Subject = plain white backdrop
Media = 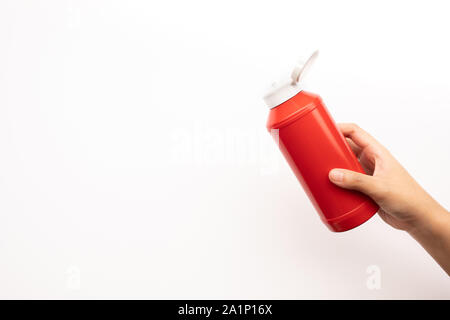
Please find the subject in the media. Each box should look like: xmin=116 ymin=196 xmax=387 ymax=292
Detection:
xmin=0 ymin=0 xmax=449 ymax=299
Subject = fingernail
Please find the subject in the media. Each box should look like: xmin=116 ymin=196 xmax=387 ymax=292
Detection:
xmin=329 ymin=169 xmax=344 ymax=182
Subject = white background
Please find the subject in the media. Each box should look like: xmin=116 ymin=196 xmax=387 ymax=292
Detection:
xmin=1 ymin=0 xmax=449 ymax=299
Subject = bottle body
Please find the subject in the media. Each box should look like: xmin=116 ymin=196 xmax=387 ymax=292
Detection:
xmin=267 ymin=90 xmax=378 ymax=232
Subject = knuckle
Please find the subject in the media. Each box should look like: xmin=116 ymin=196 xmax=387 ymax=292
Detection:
xmin=352 ymin=174 xmax=363 ymax=184
xmin=346 ymin=123 xmax=361 ymax=135
xmin=349 ymin=123 xmax=360 ymax=131
xmin=348 ymin=172 xmax=363 ymax=187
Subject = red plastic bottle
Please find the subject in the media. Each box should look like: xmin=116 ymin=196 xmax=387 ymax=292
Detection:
xmin=264 ymin=52 xmax=378 ymax=232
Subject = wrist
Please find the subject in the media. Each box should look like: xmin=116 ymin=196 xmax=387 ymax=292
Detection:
xmin=406 ymin=203 xmax=450 ymax=276
xmin=407 ymin=203 xmax=449 ymax=240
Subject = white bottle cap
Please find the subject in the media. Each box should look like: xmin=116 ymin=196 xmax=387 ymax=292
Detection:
xmin=263 ymin=50 xmax=319 ymax=109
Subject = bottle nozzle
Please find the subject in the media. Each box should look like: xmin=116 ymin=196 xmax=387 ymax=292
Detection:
xmin=291 ymin=50 xmax=319 ymax=85
xmin=263 ymin=50 xmax=319 ymax=109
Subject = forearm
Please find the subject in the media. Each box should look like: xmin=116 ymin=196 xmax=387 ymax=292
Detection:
xmin=408 ymin=203 xmax=450 ymax=276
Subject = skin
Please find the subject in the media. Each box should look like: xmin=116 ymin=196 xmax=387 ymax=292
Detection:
xmin=328 ymin=123 xmax=450 ymax=276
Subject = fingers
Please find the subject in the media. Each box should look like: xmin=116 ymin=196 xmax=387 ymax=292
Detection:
xmin=346 ymin=138 xmax=362 ymax=158
xmin=329 ymin=168 xmax=382 ymax=199
xmin=359 ymin=152 xmax=375 ymax=175
xmin=338 ymin=123 xmax=380 ymax=150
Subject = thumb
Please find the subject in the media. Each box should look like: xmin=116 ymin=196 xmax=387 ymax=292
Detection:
xmin=329 ymin=168 xmax=380 ymax=198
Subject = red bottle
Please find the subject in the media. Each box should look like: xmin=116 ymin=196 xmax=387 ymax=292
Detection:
xmin=264 ymin=51 xmax=378 ymax=232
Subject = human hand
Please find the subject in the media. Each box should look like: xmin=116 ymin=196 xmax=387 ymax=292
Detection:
xmin=328 ymin=123 xmax=447 ymax=234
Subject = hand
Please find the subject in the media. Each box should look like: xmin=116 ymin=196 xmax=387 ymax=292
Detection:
xmin=328 ymin=123 xmax=446 ymax=233
xmin=328 ymin=123 xmax=450 ymax=275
